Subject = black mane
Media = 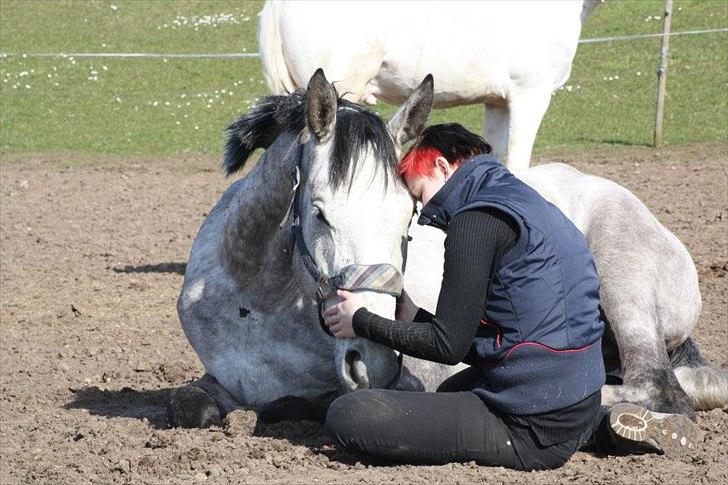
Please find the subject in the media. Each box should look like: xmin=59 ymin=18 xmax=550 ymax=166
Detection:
xmin=223 ymin=92 xmax=397 ymax=189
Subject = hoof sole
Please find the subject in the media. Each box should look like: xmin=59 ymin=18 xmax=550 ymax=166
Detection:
xmin=609 ymin=402 xmax=696 ymax=456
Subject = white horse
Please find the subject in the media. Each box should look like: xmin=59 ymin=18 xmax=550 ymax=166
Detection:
xmin=404 ymin=163 xmax=728 ymax=417
xmin=258 ymin=0 xmax=601 ymax=170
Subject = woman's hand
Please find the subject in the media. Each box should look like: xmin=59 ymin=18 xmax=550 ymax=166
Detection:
xmin=396 ymin=289 xmax=419 ymax=322
xmin=322 ymin=290 xmax=365 ymax=338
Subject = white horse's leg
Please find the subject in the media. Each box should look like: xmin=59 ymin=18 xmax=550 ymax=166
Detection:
xmin=504 ymin=88 xmax=552 ymax=171
xmin=484 ymin=103 xmax=510 ymax=163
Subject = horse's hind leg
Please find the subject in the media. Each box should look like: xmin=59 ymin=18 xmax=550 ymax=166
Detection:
xmin=167 ymin=373 xmax=243 ymax=428
xmin=324 ymin=47 xmax=384 ymax=104
xmin=600 ymin=304 xmax=696 ymax=419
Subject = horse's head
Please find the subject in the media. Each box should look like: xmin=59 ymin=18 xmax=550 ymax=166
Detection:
xmin=299 ymin=70 xmax=433 ymax=392
xmin=223 ymin=69 xmax=433 ymax=393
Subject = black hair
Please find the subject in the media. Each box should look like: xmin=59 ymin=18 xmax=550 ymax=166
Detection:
xmin=408 ymin=123 xmax=491 ymax=164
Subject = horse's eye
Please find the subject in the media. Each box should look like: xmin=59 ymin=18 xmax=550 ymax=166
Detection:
xmin=313 ymin=206 xmax=331 ymax=226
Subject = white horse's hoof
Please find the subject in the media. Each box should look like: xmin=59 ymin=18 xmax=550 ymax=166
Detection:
xmin=608 ymin=402 xmax=697 ymax=456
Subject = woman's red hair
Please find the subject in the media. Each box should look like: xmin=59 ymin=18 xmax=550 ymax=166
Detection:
xmin=396 ymin=146 xmax=445 ymax=178
xmin=396 ymin=123 xmax=492 ymax=180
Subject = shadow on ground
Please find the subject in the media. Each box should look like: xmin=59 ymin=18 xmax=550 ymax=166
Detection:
xmin=64 ymin=385 xmax=378 ymax=464
xmin=573 ymin=137 xmax=649 ymax=147
xmin=65 ymin=386 xmax=173 ymax=428
xmin=112 ymin=262 xmax=187 ymax=275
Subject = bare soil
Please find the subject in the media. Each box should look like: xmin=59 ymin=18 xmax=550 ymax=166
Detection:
xmin=1 ymin=144 xmax=726 ymax=484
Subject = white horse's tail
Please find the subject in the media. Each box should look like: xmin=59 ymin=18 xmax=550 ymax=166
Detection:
xmin=670 ymin=337 xmax=728 ymax=410
xmin=258 ymin=1 xmax=297 ymax=94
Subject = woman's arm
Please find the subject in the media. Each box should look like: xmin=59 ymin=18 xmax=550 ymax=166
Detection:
xmin=352 ymin=208 xmax=517 ymax=365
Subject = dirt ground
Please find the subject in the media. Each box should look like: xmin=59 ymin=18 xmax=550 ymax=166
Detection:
xmin=1 ymin=144 xmax=726 ymax=484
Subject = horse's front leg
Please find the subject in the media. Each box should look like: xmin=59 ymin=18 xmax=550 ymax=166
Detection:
xmin=168 ymin=373 xmax=244 ymax=428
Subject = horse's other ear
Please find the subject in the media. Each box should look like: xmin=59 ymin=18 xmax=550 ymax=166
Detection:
xmin=306 ymin=68 xmax=337 ymax=142
xmin=387 ymin=74 xmax=434 ymax=148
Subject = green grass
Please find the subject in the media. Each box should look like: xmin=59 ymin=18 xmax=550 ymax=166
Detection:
xmin=0 ymin=0 xmax=726 ymax=158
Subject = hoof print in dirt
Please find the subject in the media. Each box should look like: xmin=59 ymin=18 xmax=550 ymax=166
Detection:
xmin=258 ymin=396 xmax=327 ymax=424
xmin=167 ymin=385 xmax=221 ymax=429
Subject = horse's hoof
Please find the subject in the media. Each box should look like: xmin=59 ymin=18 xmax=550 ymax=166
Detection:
xmin=168 ymin=385 xmax=222 ymax=428
xmin=608 ymin=402 xmax=697 ymax=457
xmin=259 ymin=395 xmax=327 ymax=424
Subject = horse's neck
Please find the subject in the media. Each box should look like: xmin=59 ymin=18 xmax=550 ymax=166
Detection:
xmin=220 ymin=136 xmax=301 ymax=298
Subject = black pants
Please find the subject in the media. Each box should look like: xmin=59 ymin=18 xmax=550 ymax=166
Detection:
xmin=326 ymin=369 xmax=598 ymax=470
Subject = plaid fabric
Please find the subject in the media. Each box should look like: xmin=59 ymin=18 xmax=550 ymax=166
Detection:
xmin=334 ymin=263 xmax=403 ymax=297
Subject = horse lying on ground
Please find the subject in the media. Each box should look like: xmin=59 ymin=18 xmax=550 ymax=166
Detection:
xmin=258 ymin=0 xmax=602 ymax=170
xmin=169 ymin=70 xmax=437 ymax=427
xmin=169 ymin=72 xmax=726 ymax=428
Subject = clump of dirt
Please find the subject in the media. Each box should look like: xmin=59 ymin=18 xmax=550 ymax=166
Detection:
xmin=699 ymin=261 xmax=728 ymax=281
xmin=1 ymin=146 xmax=726 ymax=483
xmin=224 ymin=409 xmax=259 ymax=438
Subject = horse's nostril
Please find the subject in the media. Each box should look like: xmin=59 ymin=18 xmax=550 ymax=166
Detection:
xmin=345 ymin=350 xmax=369 ymax=389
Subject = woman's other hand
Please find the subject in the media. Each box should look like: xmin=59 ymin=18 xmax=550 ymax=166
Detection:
xmin=396 ymin=289 xmax=419 ymax=322
xmin=322 ymin=290 xmax=364 ymax=338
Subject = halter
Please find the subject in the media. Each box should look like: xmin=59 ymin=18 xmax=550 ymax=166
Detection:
xmin=285 ymin=146 xmax=405 ymax=336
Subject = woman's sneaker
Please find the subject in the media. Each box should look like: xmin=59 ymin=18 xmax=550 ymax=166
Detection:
xmin=608 ymin=402 xmax=697 ymax=456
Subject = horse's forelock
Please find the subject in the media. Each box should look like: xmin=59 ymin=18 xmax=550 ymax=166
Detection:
xmin=329 ymin=99 xmax=398 ymax=191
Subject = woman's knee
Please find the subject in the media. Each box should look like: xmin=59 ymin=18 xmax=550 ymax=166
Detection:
xmin=325 ymin=390 xmax=397 ymax=441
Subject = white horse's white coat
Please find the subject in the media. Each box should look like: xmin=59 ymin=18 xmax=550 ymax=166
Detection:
xmin=258 ymin=0 xmax=601 ymax=170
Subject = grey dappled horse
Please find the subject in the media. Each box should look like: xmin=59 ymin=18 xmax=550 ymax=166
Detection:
xmin=169 ymin=71 xmax=439 ymax=427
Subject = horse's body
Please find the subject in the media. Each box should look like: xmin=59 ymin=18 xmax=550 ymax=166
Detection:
xmin=258 ymin=0 xmax=601 ymax=170
xmin=405 ymin=162 xmax=728 ymax=415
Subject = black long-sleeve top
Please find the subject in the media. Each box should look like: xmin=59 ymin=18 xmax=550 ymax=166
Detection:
xmin=352 ymin=208 xmax=518 ymax=364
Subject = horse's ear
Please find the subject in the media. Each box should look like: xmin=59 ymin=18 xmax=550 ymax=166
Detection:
xmin=306 ymin=68 xmax=337 ymax=143
xmin=387 ymin=74 xmax=434 ymax=148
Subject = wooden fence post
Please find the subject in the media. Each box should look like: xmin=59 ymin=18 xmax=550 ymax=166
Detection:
xmin=654 ymin=0 xmax=673 ymax=147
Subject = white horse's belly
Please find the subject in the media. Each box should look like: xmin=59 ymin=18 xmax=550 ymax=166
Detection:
xmin=278 ymin=1 xmax=583 ymax=106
